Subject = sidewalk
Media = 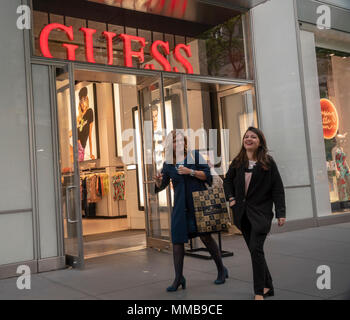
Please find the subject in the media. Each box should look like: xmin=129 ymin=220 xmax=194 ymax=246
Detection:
xmin=1 ymin=222 xmax=350 ymax=300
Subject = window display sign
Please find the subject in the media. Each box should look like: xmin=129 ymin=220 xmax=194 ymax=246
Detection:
xmin=320 ymin=98 xmax=339 ymax=140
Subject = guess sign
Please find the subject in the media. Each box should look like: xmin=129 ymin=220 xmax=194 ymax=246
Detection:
xmin=39 ymin=23 xmax=194 ymax=74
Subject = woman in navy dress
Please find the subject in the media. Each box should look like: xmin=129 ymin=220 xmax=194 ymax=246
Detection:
xmin=155 ymin=130 xmax=228 ymax=292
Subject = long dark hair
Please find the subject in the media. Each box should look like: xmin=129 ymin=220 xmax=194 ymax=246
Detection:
xmin=232 ymin=127 xmax=271 ymax=170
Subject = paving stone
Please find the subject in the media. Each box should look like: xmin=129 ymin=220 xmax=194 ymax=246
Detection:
xmin=0 ymin=274 xmax=89 ymax=300
xmin=1 ymin=222 xmax=350 ymax=300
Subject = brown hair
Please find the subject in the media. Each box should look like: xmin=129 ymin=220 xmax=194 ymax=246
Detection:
xmin=164 ymin=130 xmax=188 ymax=165
xmin=232 ymin=127 xmax=271 ymax=170
xmin=79 ymin=96 xmax=89 ymax=114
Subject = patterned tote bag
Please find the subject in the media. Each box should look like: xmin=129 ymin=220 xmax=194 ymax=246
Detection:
xmin=192 ymin=188 xmax=230 ymax=233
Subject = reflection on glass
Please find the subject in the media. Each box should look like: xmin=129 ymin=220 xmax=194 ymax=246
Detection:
xmin=316 ymin=47 xmax=350 ymax=214
xmin=221 ymin=88 xmax=257 ymax=169
xmin=87 ymin=0 xmax=188 ymax=19
xmin=199 ymin=16 xmax=246 ymax=78
xmin=185 ymin=80 xmax=256 ymax=174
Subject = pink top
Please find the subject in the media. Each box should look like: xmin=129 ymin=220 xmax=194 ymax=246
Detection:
xmin=245 ymin=161 xmax=256 ymax=195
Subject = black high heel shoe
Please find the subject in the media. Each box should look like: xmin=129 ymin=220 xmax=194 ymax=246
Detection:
xmin=214 ymin=267 xmax=229 ymax=285
xmin=263 ymin=288 xmax=274 ymax=298
xmin=166 ymin=276 xmax=186 ymax=292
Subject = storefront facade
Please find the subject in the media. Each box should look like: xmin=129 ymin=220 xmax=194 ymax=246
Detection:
xmin=0 ymin=0 xmax=349 ymax=279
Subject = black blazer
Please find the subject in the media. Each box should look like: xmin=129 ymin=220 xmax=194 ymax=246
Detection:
xmin=223 ymin=157 xmax=286 ymax=234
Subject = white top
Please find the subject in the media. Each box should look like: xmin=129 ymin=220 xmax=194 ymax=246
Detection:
xmin=245 ymin=161 xmax=257 ymax=195
xmin=248 ymin=160 xmax=257 ymax=169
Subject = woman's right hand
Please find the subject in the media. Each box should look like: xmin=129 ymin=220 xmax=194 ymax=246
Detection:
xmin=154 ymin=172 xmax=163 ymax=188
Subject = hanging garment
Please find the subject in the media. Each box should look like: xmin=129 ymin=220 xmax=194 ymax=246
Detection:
xmin=81 ymin=172 xmax=108 ymax=217
xmin=86 ymin=202 xmax=96 ymax=218
xmin=99 ymin=174 xmax=108 ymax=197
xmin=96 ymin=175 xmax=102 ymax=198
xmin=102 ymin=174 xmax=109 ymax=196
xmin=112 ymin=173 xmax=126 ymax=201
xmin=81 ymin=177 xmax=88 ymax=215
xmin=335 ymin=148 xmax=350 ymax=201
xmin=86 ymin=174 xmax=102 ymax=203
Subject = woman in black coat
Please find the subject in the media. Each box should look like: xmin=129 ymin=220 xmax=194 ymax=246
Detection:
xmin=223 ymin=127 xmax=286 ymax=300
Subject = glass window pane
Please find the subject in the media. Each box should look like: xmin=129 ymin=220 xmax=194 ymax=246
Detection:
xmin=32 ymin=64 xmax=58 ymax=259
xmin=186 ymin=80 xmax=257 ymax=173
xmin=316 ymin=46 xmax=350 ymax=214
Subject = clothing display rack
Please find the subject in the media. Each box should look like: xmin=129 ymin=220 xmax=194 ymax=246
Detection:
xmin=185 ymin=232 xmax=234 ymax=260
xmin=80 ymin=165 xmax=120 ymax=172
xmin=80 ymin=168 xmax=108 ymax=218
xmin=111 ymin=170 xmax=126 ymax=215
xmin=80 ymin=166 xmax=126 ymax=218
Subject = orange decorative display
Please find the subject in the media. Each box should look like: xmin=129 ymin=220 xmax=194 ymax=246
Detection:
xmin=320 ymin=98 xmax=339 ymax=140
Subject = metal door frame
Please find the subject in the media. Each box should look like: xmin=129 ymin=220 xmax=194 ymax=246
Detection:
xmin=138 ymin=74 xmax=173 ymax=250
xmin=51 ymin=62 xmax=85 ymax=268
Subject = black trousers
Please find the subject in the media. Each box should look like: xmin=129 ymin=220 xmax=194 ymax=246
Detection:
xmin=241 ymin=213 xmax=273 ymax=295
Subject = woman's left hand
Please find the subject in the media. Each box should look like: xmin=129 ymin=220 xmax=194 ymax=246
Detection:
xmin=278 ymin=218 xmax=286 ymax=227
xmin=177 ymin=166 xmax=192 ymax=175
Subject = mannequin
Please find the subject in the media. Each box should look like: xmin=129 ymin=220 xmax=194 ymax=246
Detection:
xmin=332 ymin=133 xmax=350 ymax=201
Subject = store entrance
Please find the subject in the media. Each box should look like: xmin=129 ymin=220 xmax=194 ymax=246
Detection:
xmin=54 ymin=63 xmax=257 ymax=267
xmin=55 ymin=66 xmax=178 ymax=266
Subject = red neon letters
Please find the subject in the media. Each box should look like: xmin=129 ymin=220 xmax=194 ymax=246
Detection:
xmin=151 ymin=41 xmax=172 ymax=72
xmin=80 ymin=28 xmax=97 ymax=64
xmin=119 ymin=34 xmax=146 ymax=68
xmin=40 ymin=23 xmax=77 ymax=59
xmin=173 ymin=44 xmax=193 ymax=74
xmin=39 ymin=23 xmax=194 ymax=74
xmin=102 ymin=31 xmax=117 ymax=65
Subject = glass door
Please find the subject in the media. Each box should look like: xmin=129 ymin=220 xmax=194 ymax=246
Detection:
xmin=139 ymin=78 xmax=171 ymax=249
xmin=55 ymin=64 xmax=84 ymax=268
xmin=139 ymin=75 xmax=188 ymax=249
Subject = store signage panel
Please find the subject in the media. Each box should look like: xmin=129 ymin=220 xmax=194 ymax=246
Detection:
xmin=39 ymin=23 xmax=194 ymax=74
xmin=320 ymin=98 xmax=339 ymax=140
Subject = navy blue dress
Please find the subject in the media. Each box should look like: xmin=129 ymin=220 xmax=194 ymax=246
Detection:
xmin=155 ymin=150 xmax=212 ymax=244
